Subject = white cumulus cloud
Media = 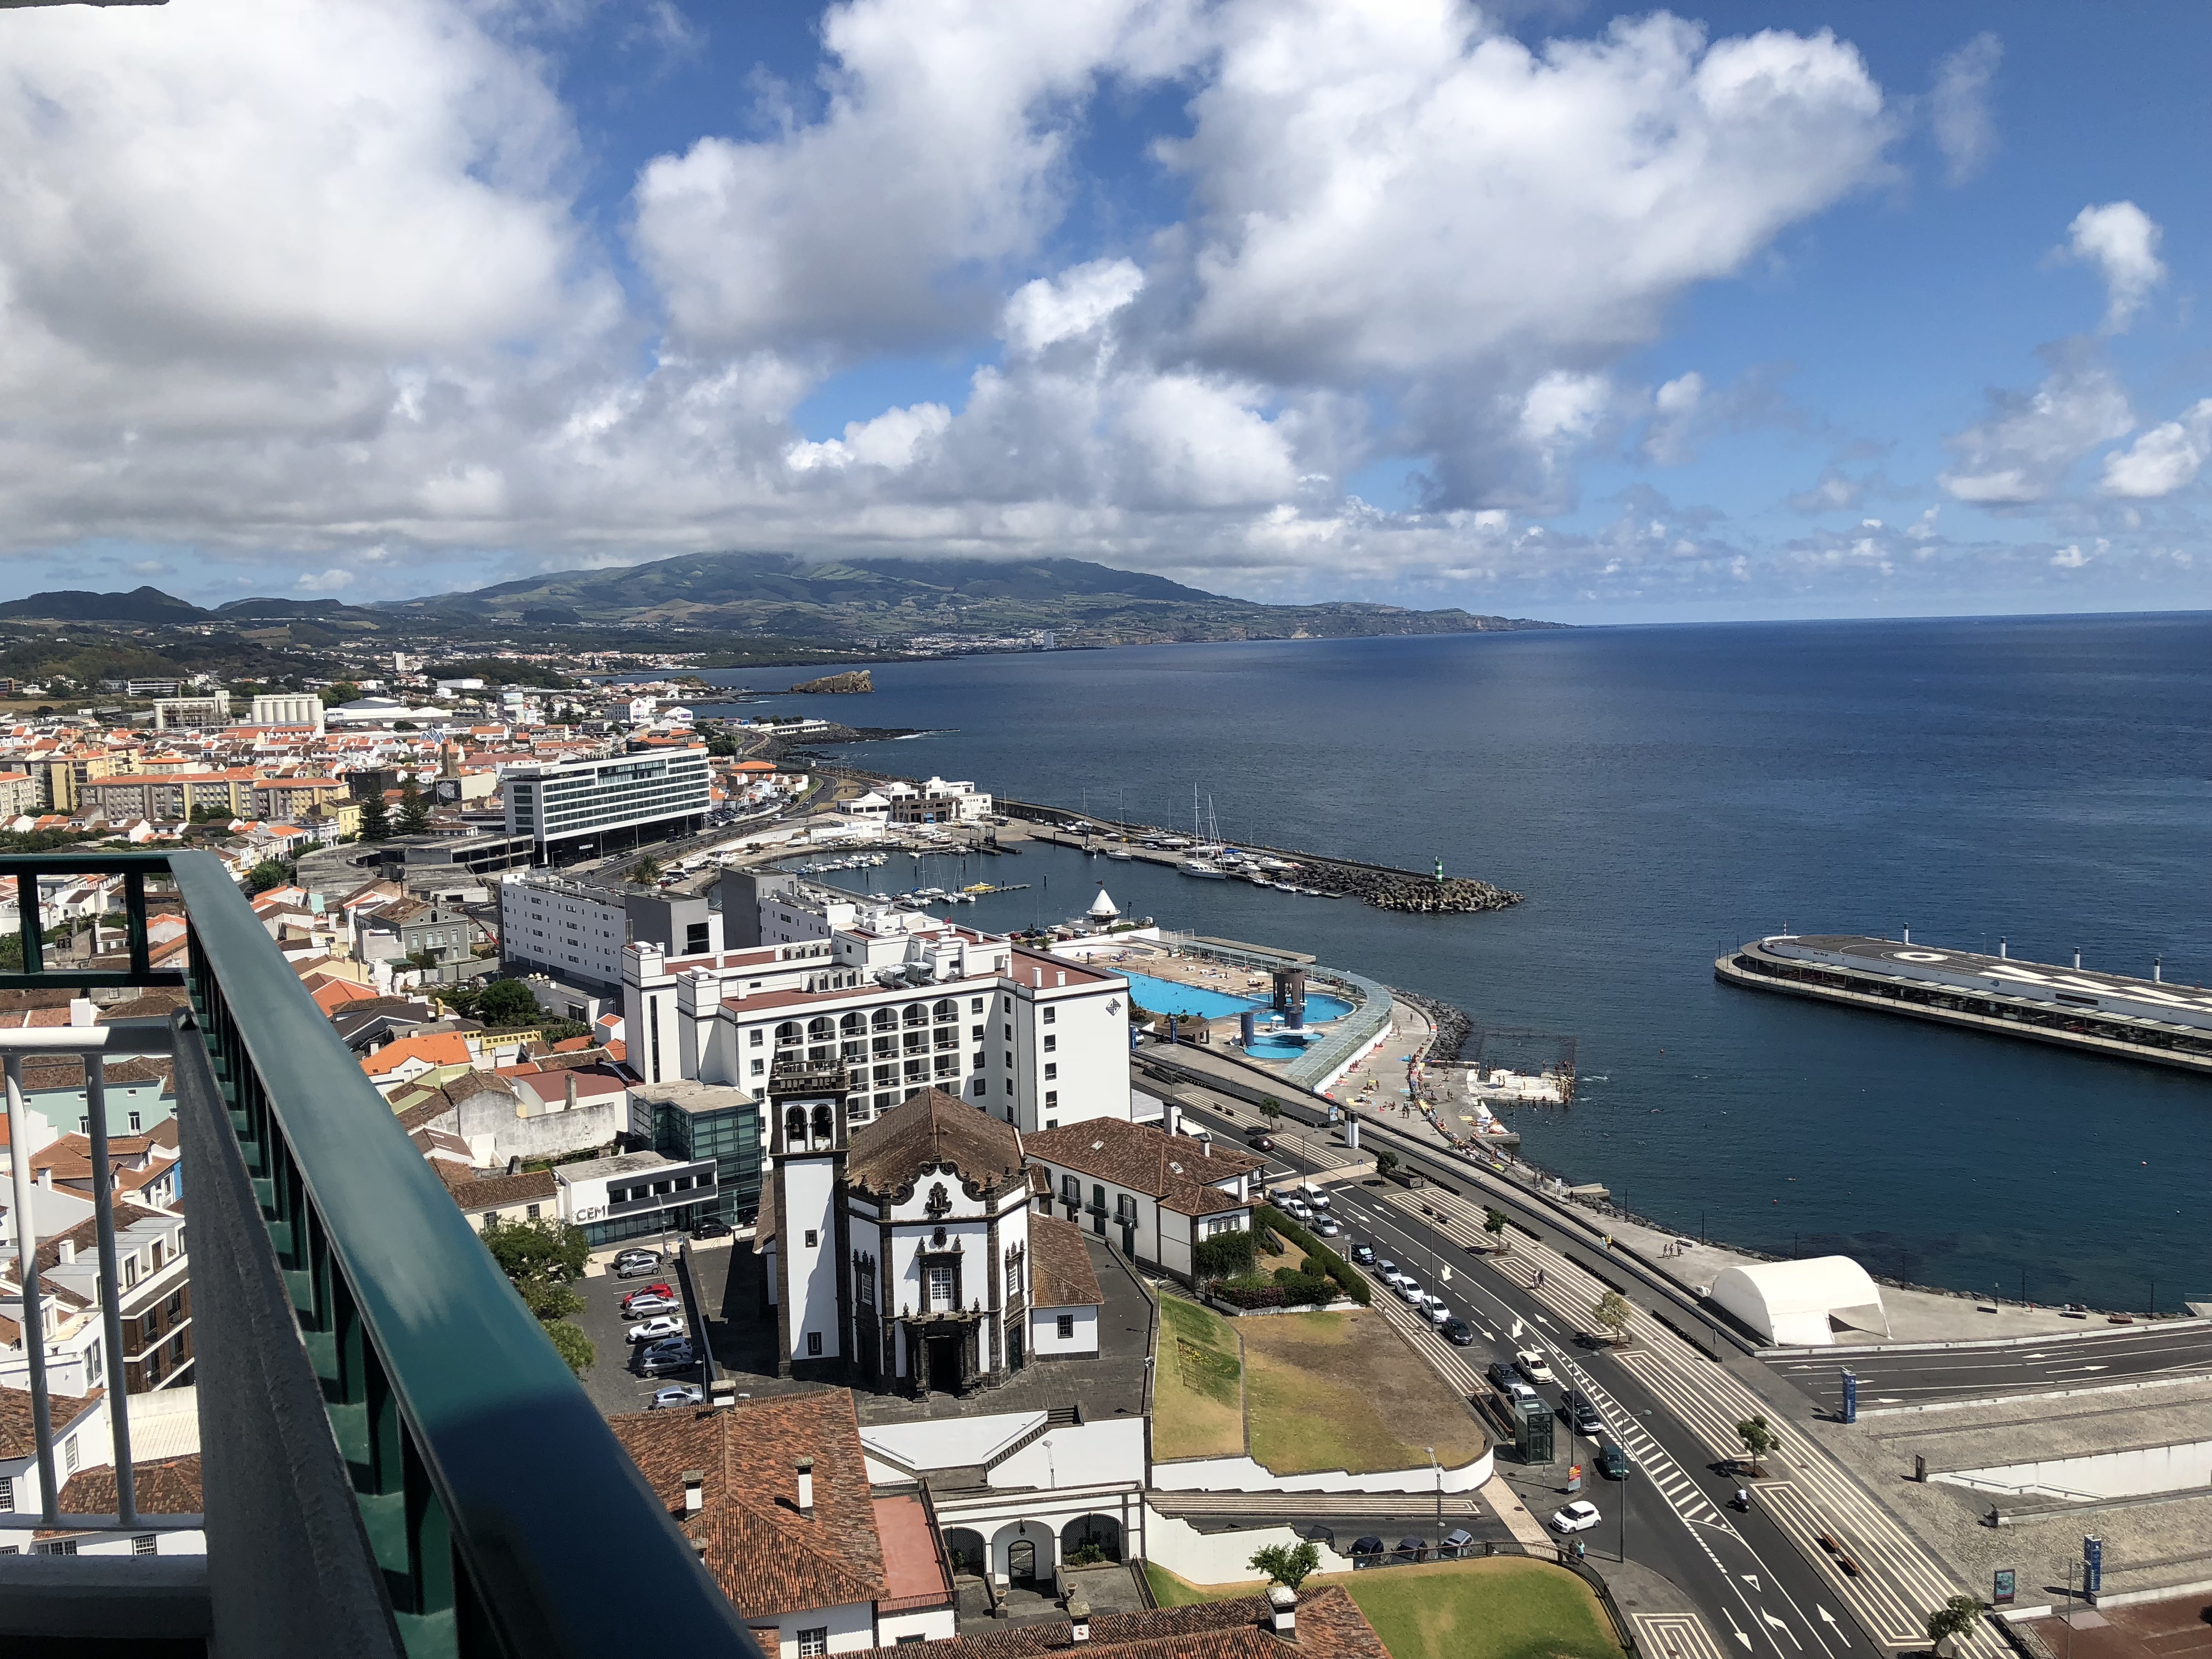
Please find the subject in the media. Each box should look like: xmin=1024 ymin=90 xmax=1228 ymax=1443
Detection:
xmin=2100 ymin=399 xmax=2212 ymax=498
xmin=2065 ymin=202 xmax=2165 ymax=332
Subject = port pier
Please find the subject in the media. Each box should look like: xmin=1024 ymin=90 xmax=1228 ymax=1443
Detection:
xmin=1718 ymin=933 xmax=2212 ymax=1075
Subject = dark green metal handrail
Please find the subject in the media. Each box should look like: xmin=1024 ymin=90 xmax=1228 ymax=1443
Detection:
xmin=1 ymin=854 xmax=758 ymax=1659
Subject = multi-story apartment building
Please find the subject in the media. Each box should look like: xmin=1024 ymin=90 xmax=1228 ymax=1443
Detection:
xmin=151 ymin=695 xmax=230 ymax=730
xmin=503 ymin=748 xmax=711 ymax=864
xmin=625 ymin=906 xmax=1132 ymax=1134
xmin=500 ymin=869 xmax=722 ymax=991
xmin=0 ymin=772 xmax=36 ymax=819
xmin=78 ymin=769 xmax=256 ymax=823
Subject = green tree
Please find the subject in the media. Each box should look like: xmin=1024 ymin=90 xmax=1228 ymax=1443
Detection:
xmin=1735 ymin=1413 xmax=1778 ymax=1478
xmin=1594 ymin=1290 xmax=1633 ymax=1346
xmin=1248 ymin=1541 xmax=1322 ymax=1594
xmin=1925 ymin=1596 xmax=1986 ymax=1656
xmin=1373 ymin=1147 xmax=1399 ymax=1175
xmin=476 ymin=978 xmax=541 ymax=1028
xmin=1258 ymin=1098 xmax=1283 ymax=1124
xmin=357 ymin=791 xmax=391 ymax=843
xmin=397 ymin=781 xmax=432 ymax=834
xmin=245 ymin=859 xmax=295 ymax=893
xmin=543 ymin=1319 xmax=595 ymax=1376
xmin=482 ymin=1216 xmax=589 ymax=1285
xmin=320 ymin=681 xmax=360 ymax=706
xmin=1482 ymin=1206 xmax=1509 ymax=1248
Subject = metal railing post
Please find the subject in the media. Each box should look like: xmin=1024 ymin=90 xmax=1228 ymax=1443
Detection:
xmin=5 ymin=1052 xmax=60 ymax=1526
xmin=83 ymin=1052 xmax=137 ymax=1527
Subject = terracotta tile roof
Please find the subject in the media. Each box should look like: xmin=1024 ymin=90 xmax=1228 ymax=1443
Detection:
xmin=845 ymin=1087 xmax=1025 ymax=1202
xmin=1023 ymin=1119 xmax=1261 ymax=1217
xmin=0 ymin=1386 xmax=104 ymax=1460
xmin=361 ymin=1031 xmax=472 ymax=1077
xmin=610 ymin=1392 xmax=888 ymax=1617
xmin=438 ymin=1166 xmax=557 ymax=1210
xmin=844 ymin=1588 xmax=1386 ymax=1659
xmin=1026 ymin=1215 xmax=1103 ymax=1309
xmin=394 ymin=1097 xmax=453 ymax=1135
xmin=51 ymin=1453 xmax=201 ymax=1525
xmin=873 ymin=1492 xmax=952 ymax=1605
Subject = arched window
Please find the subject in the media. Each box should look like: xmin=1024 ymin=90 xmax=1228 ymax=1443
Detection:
xmin=839 ymin=1012 xmax=865 ymax=1035
xmin=785 ymin=1107 xmax=808 ymax=1145
xmin=933 ymin=1000 xmax=957 ymax=1023
xmin=807 ymin=1015 xmax=835 ymax=1041
xmin=811 ymin=1103 xmax=834 ymax=1141
xmin=902 ymin=1003 xmax=927 ymax=1028
xmin=775 ymin=1022 xmax=802 ymax=1047
xmin=871 ymin=1008 xmax=896 ymax=1032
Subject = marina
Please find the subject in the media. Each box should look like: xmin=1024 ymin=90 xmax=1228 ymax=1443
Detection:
xmin=1719 ymin=933 xmax=2212 ymax=1074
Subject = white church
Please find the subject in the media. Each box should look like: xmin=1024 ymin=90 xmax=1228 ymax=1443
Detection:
xmin=761 ymin=1062 xmax=1105 ymax=1394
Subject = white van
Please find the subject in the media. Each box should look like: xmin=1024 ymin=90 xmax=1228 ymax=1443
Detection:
xmin=1300 ymin=1183 xmax=1333 ymax=1211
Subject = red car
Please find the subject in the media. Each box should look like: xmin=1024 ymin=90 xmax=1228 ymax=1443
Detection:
xmin=622 ymin=1283 xmax=674 ymax=1306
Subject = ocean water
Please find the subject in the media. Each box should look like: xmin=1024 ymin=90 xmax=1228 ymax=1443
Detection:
xmin=689 ymin=614 xmax=2212 ymax=1310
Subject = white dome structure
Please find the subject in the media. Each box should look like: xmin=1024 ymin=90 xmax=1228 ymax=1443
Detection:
xmin=1086 ymin=887 xmax=1120 ymax=920
xmin=1707 ymin=1256 xmax=1889 ymax=1347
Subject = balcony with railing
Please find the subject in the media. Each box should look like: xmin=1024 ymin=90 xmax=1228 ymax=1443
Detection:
xmin=0 ymin=853 xmax=763 ymax=1657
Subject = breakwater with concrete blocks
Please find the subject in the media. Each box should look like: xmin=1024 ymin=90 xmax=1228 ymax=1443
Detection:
xmin=1009 ymin=808 xmax=1520 ymax=915
xmin=1719 ymin=933 xmax=2212 ymax=1076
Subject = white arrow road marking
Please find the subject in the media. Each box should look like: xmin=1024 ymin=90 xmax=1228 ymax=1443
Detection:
xmin=2050 ymin=1364 xmax=2108 ymax=1373
xmin=1726 ymin=1613 xmax=1753 ymax=1650
xmin=1763 ymin=1611 xmax=1802 ymax=1649
xmin=1742 ymin=1576 xmax=1763 ymax=1591
xmin=1816 ymin=1606 xmax=1846 ymax=1644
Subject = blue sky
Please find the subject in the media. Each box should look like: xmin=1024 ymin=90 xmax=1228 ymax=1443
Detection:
xmin=0 ymin=0 xmax=2205 ymax=624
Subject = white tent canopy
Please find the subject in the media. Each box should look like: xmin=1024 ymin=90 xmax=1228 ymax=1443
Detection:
xmin=1707 ymin=1256 xmax=1889 ymax=1346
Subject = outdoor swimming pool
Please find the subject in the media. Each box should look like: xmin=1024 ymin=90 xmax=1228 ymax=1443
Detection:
xmin=1119 ymin=969 xmax=1353 ymax=1024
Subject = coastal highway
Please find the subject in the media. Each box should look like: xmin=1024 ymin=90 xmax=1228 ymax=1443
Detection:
xmin=1765 ymin=1322 xmax=2212 ymax=1408
xmin=1177 ymin=1099 xmax=1999 ymax=1659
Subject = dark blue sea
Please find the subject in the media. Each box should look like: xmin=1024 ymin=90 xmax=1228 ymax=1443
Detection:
xmin=683 ymin=614 xmax=2212 ymax=1310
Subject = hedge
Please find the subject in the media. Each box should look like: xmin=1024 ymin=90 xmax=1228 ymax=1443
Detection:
xmin=1194 ymin=1229 xmax=1258 ymax=1280
xmin=1256 ymin=1204 xmax=1371 ymax=1306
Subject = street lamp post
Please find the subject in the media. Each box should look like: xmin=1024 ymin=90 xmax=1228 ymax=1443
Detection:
xmin=1618 ymin=1468 xmax=1630 ymax=1564
xmin=1429 ymin=1445 xmax=1442 ymax=1530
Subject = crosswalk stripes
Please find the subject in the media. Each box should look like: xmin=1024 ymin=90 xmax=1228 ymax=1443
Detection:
xmin=1759 ymin=1482 xmax=1927 ymax=1647
xmin=1636 ymin=1611 xmax=1727 ymax=1659
xmin=1559 ymin=1362 xmax=1724 ymax=1528
xmin=1469 ymin=1237 xmax=2000 ymax=1659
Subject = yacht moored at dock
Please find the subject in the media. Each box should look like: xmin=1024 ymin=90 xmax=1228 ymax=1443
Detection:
xmin=1718 ymin=933 xmax=2212 ymax=1074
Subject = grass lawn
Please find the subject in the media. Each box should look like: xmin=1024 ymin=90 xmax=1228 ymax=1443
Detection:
xmin=1142 ymin=1560 xmax=1622 ymax=1659
xmin=1154 ymin=1293 xmax=1245 ymax=1462
xmin=1241 ymin=1310 xmax=1484 ymax=1476
xmin=1341 ymin=1559 xmax=1622 ymax=1659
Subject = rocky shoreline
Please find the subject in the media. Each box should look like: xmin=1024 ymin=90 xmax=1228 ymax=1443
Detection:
xmin=1391 ymin=986 xmax=1472 ymax=1062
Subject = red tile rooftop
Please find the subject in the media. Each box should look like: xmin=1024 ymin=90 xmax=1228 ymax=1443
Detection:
xmin=872 ymin=1493 xmax=951 ymax=1606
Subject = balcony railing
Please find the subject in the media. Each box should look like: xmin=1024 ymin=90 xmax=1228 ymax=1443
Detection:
xmin=0 ymin=853 xmax=760 ymax=1658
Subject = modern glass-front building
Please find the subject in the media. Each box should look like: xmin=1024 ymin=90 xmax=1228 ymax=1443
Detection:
xmin=504 ymin=748 xmax=712 ymax=864
xmin=630 ymin=1079 xmax=763 ymax=1227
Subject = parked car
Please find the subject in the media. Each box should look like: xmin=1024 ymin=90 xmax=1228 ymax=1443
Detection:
xmin=1312 ymin=1218 xmax=1342 ymax=1238
xmin=1438 ymin=1527 xmax=1475 ymax=1559
xmin=1396 ymin=1279 xmax=1426 ymax=1305
xmin=1514 ymin=1348 xmax=1555 ymax=1385
xmin=1373 ymin=1257 xmax=1397 ymax=1279
xmin=1350 ymin=1535 xmax=1385 ymax=1567
xmin=691 ymin=1219 xmax=732 ymax=1240
xmin=614 ymin=1253 xmax=663 ymax=1280
xmin=622 ymin=1282 xmax=675 ymax=1305
xmin=1441 ymin=1317 xmax=1476 ymax=1346
xmin=1550 ymin=1501 xmax=1601 ymax=1534
xmin=625 ymin=1315 xmax=686 ymax=1345
xmin=622 ymin=1294 xmax=680 ymax=1319
xmin=1351 ymin=1243 xmax=1376 ymax=1266
xmin=1597 ymin=1442 xmax=1633 ymax=1481
xmin=1421 ymin=1296 xmax=1451 ymax=1326
xmin=1487 ymin=1359 xmax=1520 ymax=1391
xmin=650 ymin=1385 xmax=704 ymax=1410
xmin=638 ymin=1342 xmax=698 ymax=1375
xmin=1301 ymin=1184 xmax=1333 ymax=1211
xmin=1393 ymin=1537 xmax=1424 ymax=1562
xmin=1562 ymin=1391 xmax=1604 ymax=1435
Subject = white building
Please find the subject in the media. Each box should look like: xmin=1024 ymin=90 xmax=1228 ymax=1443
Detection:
xmin=553 ymin=1149 xmax=723 ymax=1250
xmin=761 ymin=1075 xmax=1099 ymax=1390
xmin=1024 ymin=1118 xmax=1259 ymax=1282
xmin=500 ymin=871 xmax=629 ymax=988
xmin=503 ymin=748 xmax=711 ymax=862
xmin=246 ymin=693 xmax=326 ymax=733
xmin=627 ymin=906 xmax=1133 ymax=1134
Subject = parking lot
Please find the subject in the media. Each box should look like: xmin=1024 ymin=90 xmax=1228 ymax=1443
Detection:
xmin=574 ymin=1243 xmax=723 ymax=1418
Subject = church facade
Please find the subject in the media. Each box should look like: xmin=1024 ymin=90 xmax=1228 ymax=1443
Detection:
xmin=762 ymin=1063 xmax=1099 ymax=1394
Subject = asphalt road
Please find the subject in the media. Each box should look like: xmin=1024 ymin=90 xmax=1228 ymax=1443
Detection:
xmin=1190 ymin=1103 xmax=1886 ymax=1659
xmin=1766 ymin=1323 xmax=2212 ymax=1408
